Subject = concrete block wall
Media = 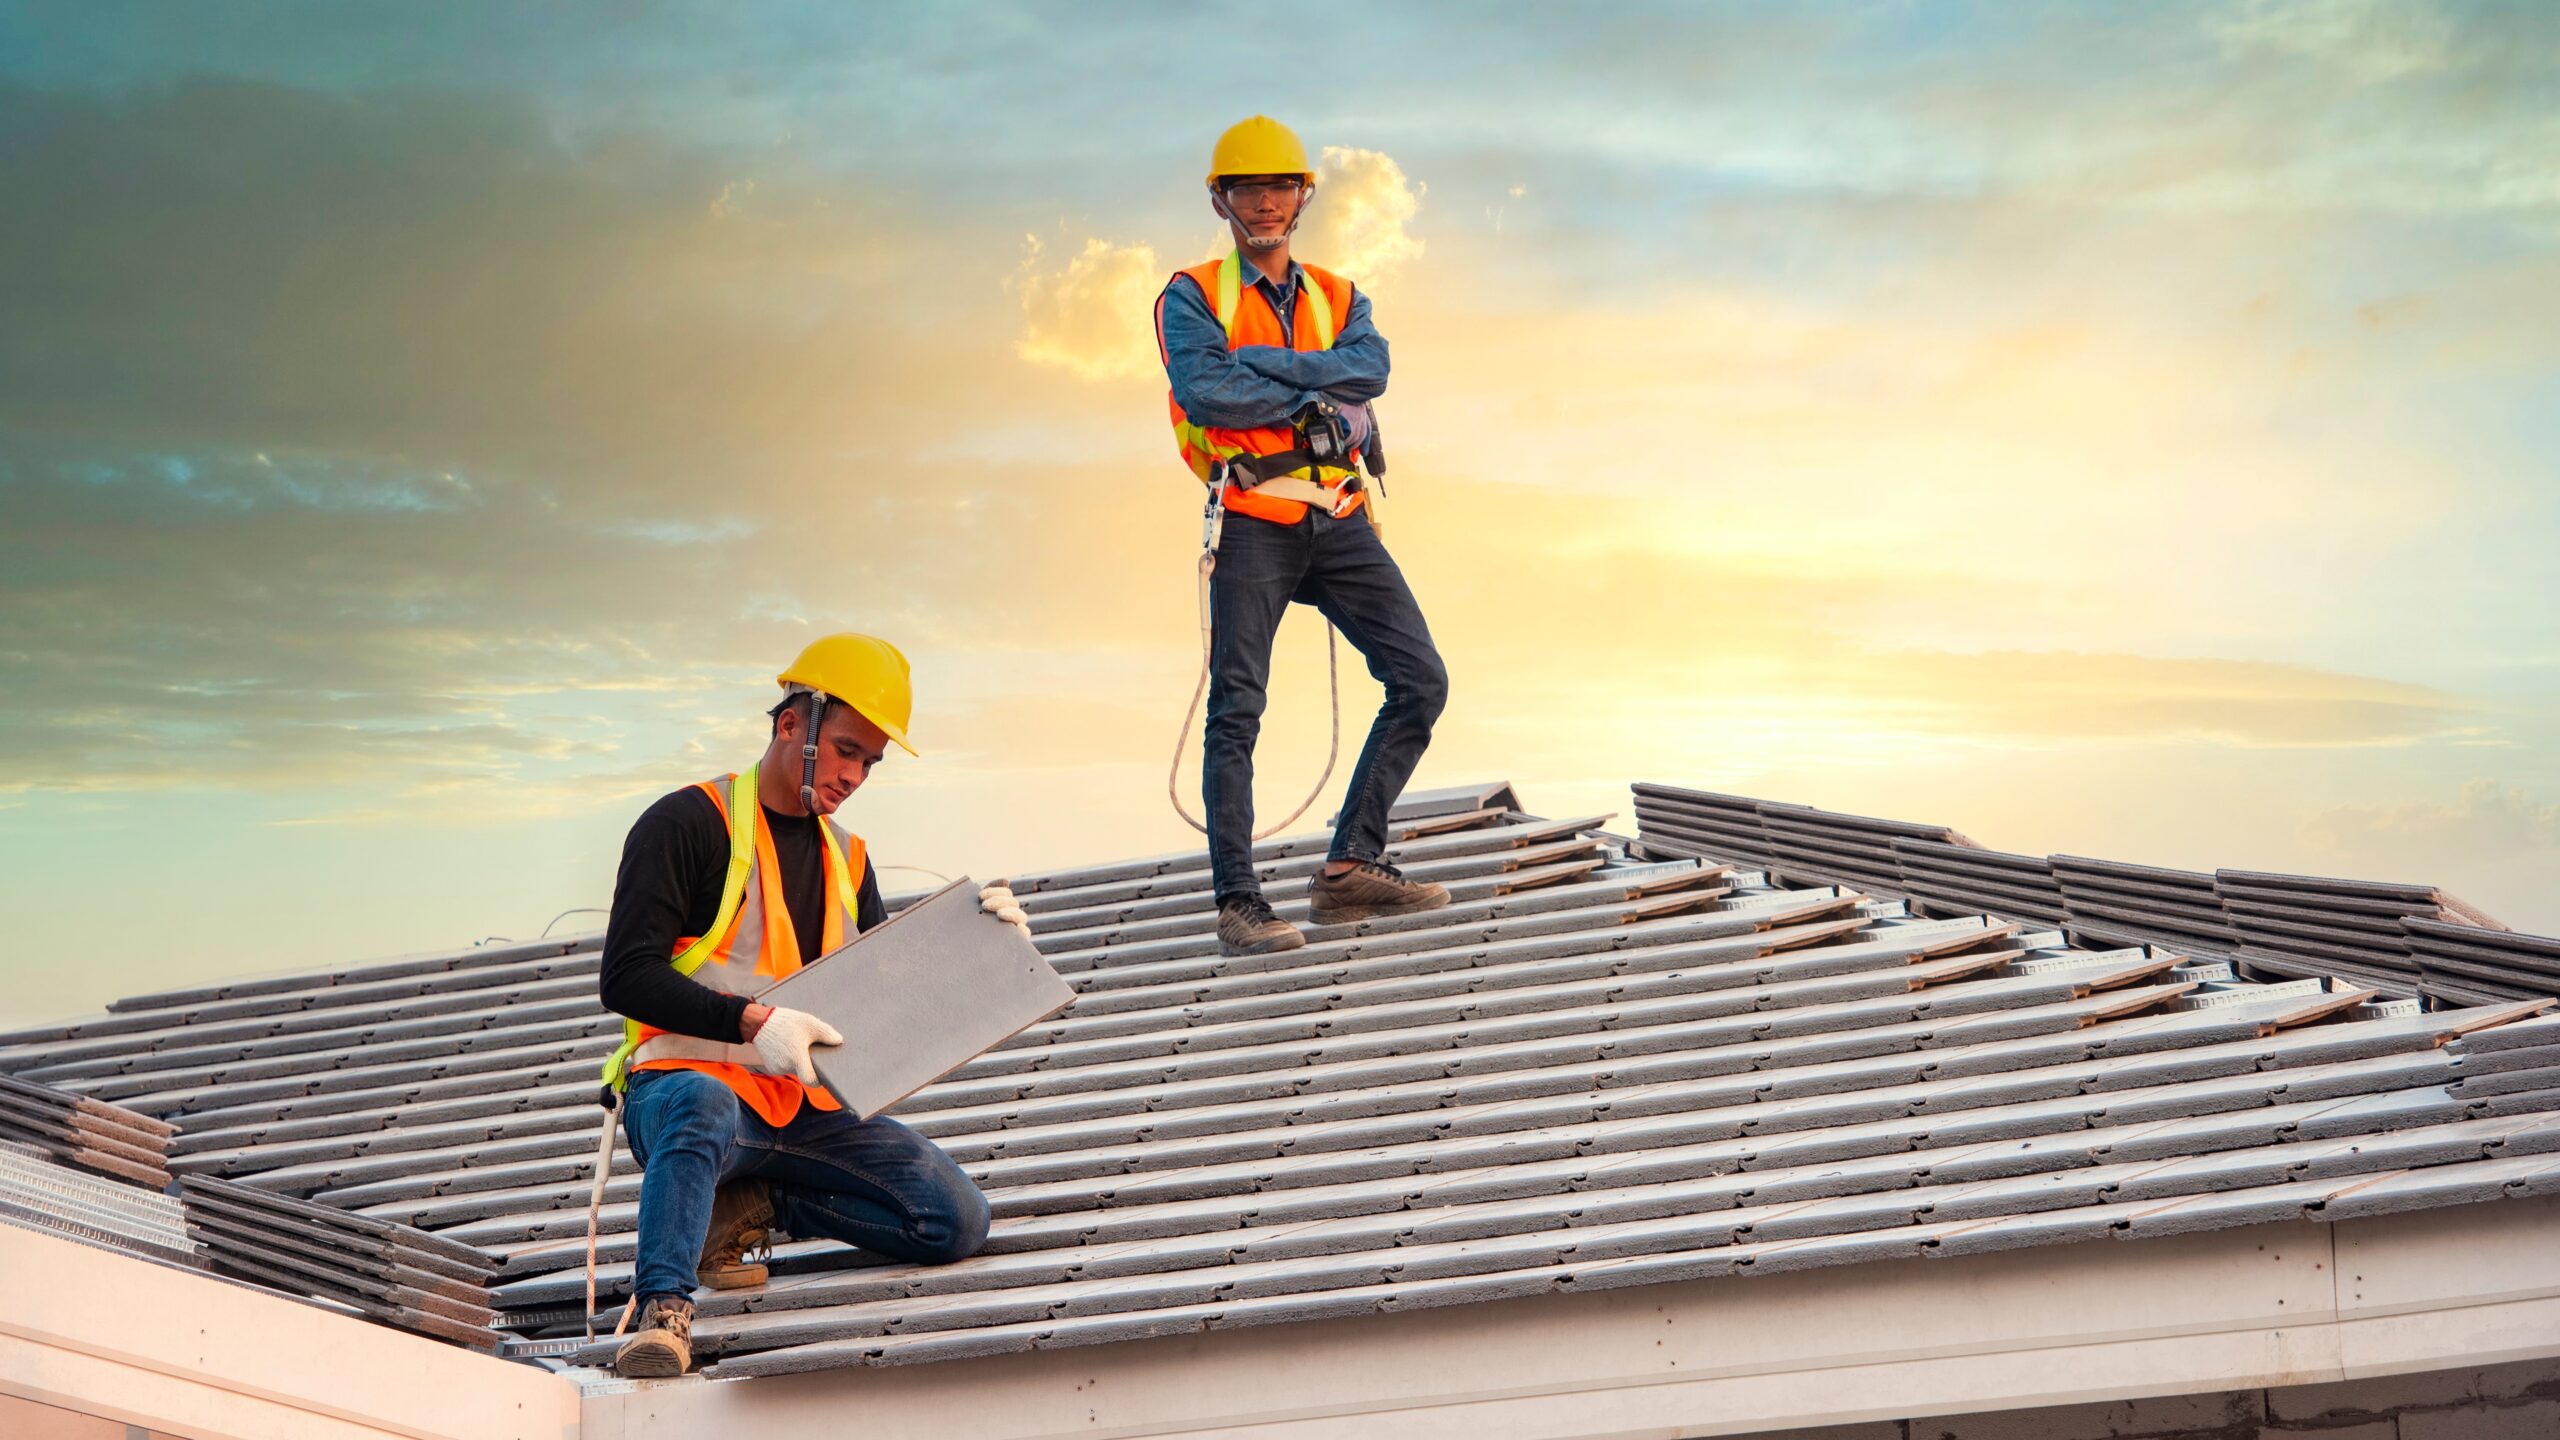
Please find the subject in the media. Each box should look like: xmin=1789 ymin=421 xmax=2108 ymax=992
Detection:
xmin=1724 ymin=1356 xmax=2560 ymax=1440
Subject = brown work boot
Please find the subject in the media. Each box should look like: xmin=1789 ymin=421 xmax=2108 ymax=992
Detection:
xmin=613 ymin=1295 xmax=695 ymax=1378
xmin=1217 ymin=894 xmax=1305 ymax=956
xmin=1308 ymin=859 xmax=1450 ymax=926
xmin=696 ymin=1177 xmax=775 ymax=1290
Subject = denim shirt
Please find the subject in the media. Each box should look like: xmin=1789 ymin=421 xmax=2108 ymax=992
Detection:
xmin=1155 ymin=256 xmax=1390 ymax=438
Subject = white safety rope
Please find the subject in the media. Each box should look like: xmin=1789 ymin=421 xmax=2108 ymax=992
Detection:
xmin=582 ymin=1089 xmax=627 ymax=1342
xmin=1168 ymin=481 xmax=1342 ymax=841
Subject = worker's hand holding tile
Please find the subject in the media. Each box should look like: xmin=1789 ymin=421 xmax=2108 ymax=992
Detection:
xmin=980 ymin=883 xmax=1034 ymax=941
xmin=748 ymin=1006 xmax=844 ymax=1084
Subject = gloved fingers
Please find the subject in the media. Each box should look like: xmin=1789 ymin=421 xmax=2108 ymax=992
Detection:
xmin=996 ymin=905 xmax=1028 ymax=927
xmin=811 ymin=1019 xmax=845 ymax=1048
xmin=978 ymin=885 xmax=1017 ymax=911
xmin=794 ymin=1052 xmax=820 ymax=1084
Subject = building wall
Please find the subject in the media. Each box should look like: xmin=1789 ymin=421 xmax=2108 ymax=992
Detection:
xmin=1732 ymin=1355 xmax=2560 ymax=1440
xmin=1 ymin=1390 xmax=186 ymax=1439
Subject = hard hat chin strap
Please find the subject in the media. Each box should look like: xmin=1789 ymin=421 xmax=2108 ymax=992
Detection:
xmin=1217 ymin=187 xmax=1313 ymax=252
xmin=797 ymin=689 xmax=828 ymax=814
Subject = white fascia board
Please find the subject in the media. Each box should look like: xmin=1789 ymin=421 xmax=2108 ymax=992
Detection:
xmin=580 ymin=1196 xmax=2560 ymax=1440
xmin=0 ymin=1224 xmax=578 ymax=1440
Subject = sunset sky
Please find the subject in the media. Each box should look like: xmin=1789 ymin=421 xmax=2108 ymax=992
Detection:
xmin=4 ymin=1 xmax=2556 ymax=1026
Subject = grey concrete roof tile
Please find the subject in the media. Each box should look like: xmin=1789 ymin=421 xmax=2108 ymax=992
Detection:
xmin=110 ymin=936 xmax=599 ymax=1013
xmin=169 ymin=1078 xmax=597 ymax=1156
xmin=1034 ymin=865 xmax=1715 ymax=957
xmin=49 ymin=1013 xmax=618 ymax=1100
xmin=15 ymin=990 xmax=609 ymax=1083
xmin=100 ymin=1032 xmax=620 ymax=1116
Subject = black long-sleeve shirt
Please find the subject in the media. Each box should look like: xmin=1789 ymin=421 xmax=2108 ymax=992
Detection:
xmin=599 ymin=783 xmax=886 ymax=1042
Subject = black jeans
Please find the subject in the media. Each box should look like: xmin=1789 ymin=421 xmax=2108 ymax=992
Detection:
xmin=1205 ymin=506 xmax=1449 ymax=901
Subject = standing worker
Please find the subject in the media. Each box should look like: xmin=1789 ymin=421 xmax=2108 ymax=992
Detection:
xmin=594 ymin=634 xmax=992 ymax=1377
xmin=1156 ymin=115 xmax=1453 ymax=957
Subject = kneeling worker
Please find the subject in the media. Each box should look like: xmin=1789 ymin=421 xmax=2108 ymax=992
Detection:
xmin=596 ymin=633 xmax=991 ymax=1377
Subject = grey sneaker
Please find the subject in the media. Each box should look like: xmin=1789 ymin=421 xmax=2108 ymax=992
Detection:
xmin=1217 ymin=894 xmax=1305 ymax=956
xmin=696 ymin=1177 xmax=775 ymax=1290
xmin=1308 ymin=859 xmax=1451 ymax=926
xmin=613 ymin=1295 xmax=695 ymax=1378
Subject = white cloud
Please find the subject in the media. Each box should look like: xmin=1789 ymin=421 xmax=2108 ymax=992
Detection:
xmin=2301 ymin=779 xmax=2560 ymax=866
xmin=1009 ymin=233 xmax=1164 ymax=382
xmin=1304 ymin=146 xmax=1425 ymax=285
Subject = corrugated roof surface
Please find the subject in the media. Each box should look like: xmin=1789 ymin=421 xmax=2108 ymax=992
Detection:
xmin=5 ymin=782 xmax=2558 ymax=1382
xmin=0 ymin=1140 xmax=194 ymax=1267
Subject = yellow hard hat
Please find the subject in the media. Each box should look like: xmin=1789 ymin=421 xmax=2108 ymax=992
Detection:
xmin=777 ymin=633 xmax=918 ymax=756
xmin=1206 ymin=115 xmax=1313 ymax=189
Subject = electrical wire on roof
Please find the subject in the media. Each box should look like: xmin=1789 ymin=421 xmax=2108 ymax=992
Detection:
xmin=874 ymin=864 xmax=954 ymax=885
xmin=542 ymin=907 xmax=609 ymax=938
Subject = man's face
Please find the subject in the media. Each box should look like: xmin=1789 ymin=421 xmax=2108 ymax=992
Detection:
xmin=1218 ymin=174 xmax=1304 ymax=242
xmin=782 ymin=701 xmax=889 ymax=814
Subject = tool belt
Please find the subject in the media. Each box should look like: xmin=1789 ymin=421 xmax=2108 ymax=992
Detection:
xmin=1224 ymin=447 xmax=1364 ymax=516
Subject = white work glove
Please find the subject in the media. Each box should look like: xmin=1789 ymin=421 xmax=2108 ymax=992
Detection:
xmin=749 ymin=1006 xmax=843 ymax=1085
xmin=979 ymin=883 xmax=1034 ymax=942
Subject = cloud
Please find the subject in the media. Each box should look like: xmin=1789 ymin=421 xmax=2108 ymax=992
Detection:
xmin=1855 ymin=650 xmax=2476 ymax=748
xmin=0 ymin=74 xmax=1222 ymax=809
xmin=0 ymin=441 xmax=760 ymax=797
xmin=1306 ymin=146 xmax=1425 ymax=284
xmin=1008 ymin=234 xmax=1165 ymax=382
xmin=1006 ymin=142 xmax=1425 ymax=380
xmin=2301 ymin=780 xmax=2560 ymax=866
xmin=2208 ymin=0 xmax=2457 ymax=83
xmin=0 ymin=79 xmax=938 ymax=501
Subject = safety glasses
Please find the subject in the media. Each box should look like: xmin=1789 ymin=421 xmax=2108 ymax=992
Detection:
xmin=1221 ymin=178 xmax=1304 ymax=205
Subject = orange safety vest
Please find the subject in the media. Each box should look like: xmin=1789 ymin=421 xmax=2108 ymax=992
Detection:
xmin=597 ymin=765 xmax=867 ymax=1127
xmin=1162 ymin=252 xmax=1369 ymax=526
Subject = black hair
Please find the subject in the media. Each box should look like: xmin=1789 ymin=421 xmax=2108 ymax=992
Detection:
xmin=768 ymin=691 xmax=814 ymax=736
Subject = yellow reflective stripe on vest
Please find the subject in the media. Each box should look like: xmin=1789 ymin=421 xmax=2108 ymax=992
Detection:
xmin=675 ymin=766 xmax=759 ymax=978
xmin=600 ymin=766 xmax=762 ymax=1089
xmin=1303 ymin=270 xmax=1336 ymax=349
xmin=821 ymin=821 xmax=860 ymax=924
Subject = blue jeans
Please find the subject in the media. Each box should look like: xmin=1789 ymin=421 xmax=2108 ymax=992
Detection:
xmin=619 ymin=1067 xmax=991 ymax=1308
xmin=1205 ymin=506 xmax=1449 ymax=901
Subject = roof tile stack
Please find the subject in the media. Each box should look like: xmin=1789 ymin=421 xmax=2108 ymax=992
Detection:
xmin=2052 ymin=856 xmax=2240 ymax=962
xmin=1757 ymin=802 xmax=1952 ymax=894
xmin=0 ymin=1073 xmax=175 ymax=1188
xmin=1631 ymin=783 xmax=2551 ymax=1010
xmin=2218 ymin=869 xmax=2435 ymax=994
xmin=180 ymin=1173 xmax=503 ymax=1351
xmin=1892 ymin=838 xmax=2066 ymax=926
xmin=2408 ymin=919 xmax=2560 ymax=1008
xmin=1629 ymin=785 xmax=1775 ymax=869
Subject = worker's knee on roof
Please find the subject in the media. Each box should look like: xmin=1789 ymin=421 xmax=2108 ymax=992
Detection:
xmin=910 ymin=1184 xmax=992 ymax=1265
